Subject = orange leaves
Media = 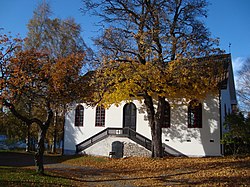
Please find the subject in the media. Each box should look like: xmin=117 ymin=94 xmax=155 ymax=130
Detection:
xmin=1 ymin=45 xmax=85 ymax=105
xmin=9 ymin=50 xmax=47 ymax=82
xmin=50 ymin=53 xmax=85 ymax=95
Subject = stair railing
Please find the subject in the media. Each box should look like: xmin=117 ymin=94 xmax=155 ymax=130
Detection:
xmin=76 ymin=127 xmax=152 ymax=153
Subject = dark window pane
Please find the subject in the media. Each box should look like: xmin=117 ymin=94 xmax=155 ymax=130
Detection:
xmin=188 ymin=100 xmax=202 ymax=128
xmin=75 ymin=105 xmax=84 ymax=126
xmin=95 ymin=106 xmax=105 ymax=127
xmin=162 ymin=101 xmax=171 ymax=128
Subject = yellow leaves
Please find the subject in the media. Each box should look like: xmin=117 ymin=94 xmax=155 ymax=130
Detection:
xmin=93 ymin=55 xmax=228 ymax=107
xmin=166 ymin=57 xmax=226 ymax=99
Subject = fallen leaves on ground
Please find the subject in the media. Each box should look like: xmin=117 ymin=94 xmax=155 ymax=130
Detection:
xmin=56 ymin=155 xmax=250 ymax=186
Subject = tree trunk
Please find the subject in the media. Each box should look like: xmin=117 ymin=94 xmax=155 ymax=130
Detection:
xmin=34 ymin=108 xmax=53 ymax=175
xmin=34 ymin=127 xmax=47 ymax=174
xmin=52 ymin=111 xmax=57 ymax=154
xmin=26 ymin=123 xmax=31 ymax=152
xmin=3 ymin=100 xmax=53 ymax=174
xmin=151 ymin=123 xmax=163 ymax=158
xmin=61 ymin=105 xmax=66 ymax=155
xmin=26 ymin=101 xmax=32 ymax=152
xmin=144 ymin=94 xmax=164 ymax=158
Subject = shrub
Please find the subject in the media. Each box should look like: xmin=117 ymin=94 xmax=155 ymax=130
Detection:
xmin=222 ymin=112 xmax=250 ymax=155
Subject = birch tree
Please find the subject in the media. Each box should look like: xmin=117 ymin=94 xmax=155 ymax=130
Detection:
xmin=237 ymin=58 xmax=250 ymax=113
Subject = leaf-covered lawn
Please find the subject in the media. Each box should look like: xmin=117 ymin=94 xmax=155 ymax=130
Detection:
xmin=59 ymin=155 xmax=250 ymax=186
xmin=0 ymin=152 xmax=249 ymax=186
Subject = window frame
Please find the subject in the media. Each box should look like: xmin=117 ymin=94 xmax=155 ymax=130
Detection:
xmin=188 ymin=100 xmax=202 ymax=128
xmin=95 ymin=105 xmax=105 ymax=127
xmin=75 ymin=105 xmax=84 ymax=127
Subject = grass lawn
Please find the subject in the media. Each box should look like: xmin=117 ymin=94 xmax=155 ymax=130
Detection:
xmin=0 ymin=166 xmax=72 ymax=186
xmin=0 ymin=151 xmax=249 ymax=186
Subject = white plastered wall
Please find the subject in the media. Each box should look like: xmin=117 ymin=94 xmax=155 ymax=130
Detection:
xmin=162 ymin=95 xmax=221 ymax=157
xmin=64 ymin=96 xmax=222 ymax=157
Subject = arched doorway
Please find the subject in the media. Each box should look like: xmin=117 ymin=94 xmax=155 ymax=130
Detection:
xmin=123 ymin=103 xmax=137 ymax=131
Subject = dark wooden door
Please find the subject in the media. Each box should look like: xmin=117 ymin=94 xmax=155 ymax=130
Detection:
xmin=123 ymin=103 xmax=136 ymax=131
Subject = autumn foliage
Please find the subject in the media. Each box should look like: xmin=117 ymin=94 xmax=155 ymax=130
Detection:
xmin=0 ymin=34 xmax=86 ymax=174
xmin=1 ymin=49 xmax=84 ymax=105
xmin=81 ymin=0 xmax=227 ymax=157
xmin=93 ymin=55 xmax=228 ymax=108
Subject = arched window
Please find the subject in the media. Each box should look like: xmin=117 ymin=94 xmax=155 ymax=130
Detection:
xmin=75 ymin=105 xmax=84 ymax=127
xmin=123 ymin=102 xmax=137 ymax=131
xmin=95 ymin=105 xmax=105 ymax=127
xmin=188 ymin=100 xmax=202 ymax=128
xmin=162 ymin=101 xmax=171 ymax=128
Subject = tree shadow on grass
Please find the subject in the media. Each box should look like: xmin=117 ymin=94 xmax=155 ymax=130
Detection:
xmin=0 ymin=167 xmax=73 ymax=187
xmin=47 ymin=168 xmax=247 ymax=187
xmin=43 ymin=157 xmax=250 ymax=186
xmin=1 ymin=152 xmax=249 ymax=186
xmin=43 ymin=168 xmax=198 ymax=184
xmin=0 ymin=151 xmax=82 ymax=167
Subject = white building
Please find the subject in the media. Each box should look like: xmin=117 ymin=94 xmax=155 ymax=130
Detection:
xmin=63 ymin=54 xmax=237 ymax=157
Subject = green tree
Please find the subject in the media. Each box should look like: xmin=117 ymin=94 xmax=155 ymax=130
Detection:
xmin=0 ymin=110 xmax=26 ymax=141
xmin=82 ymin=0 xmax=224 ymax=157
xmin=222 ymin=112 xmax=250 ymax=155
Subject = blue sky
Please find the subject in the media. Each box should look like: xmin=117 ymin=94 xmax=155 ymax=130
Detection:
xmin=1 ymin=0 xmax=250 ymax=75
